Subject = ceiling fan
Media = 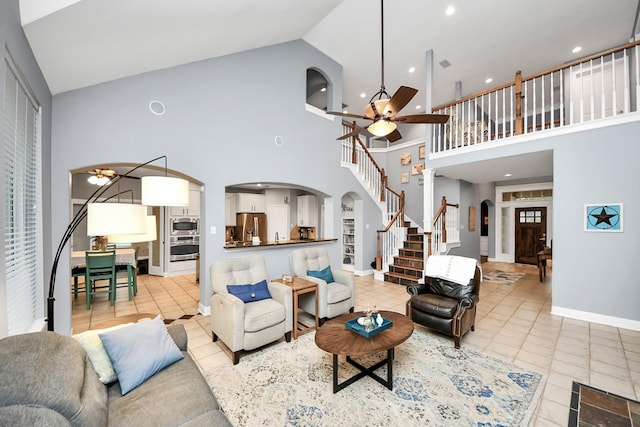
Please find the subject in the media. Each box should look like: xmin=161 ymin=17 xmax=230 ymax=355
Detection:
xmin=326 ymin=0 xmax=449 ymax=142
xmin=87 ymin=168 xmax=117 ymax=186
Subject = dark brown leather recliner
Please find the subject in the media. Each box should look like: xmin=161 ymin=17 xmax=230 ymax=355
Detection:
xmin=406 ymin=265 xmax=481 ymax=348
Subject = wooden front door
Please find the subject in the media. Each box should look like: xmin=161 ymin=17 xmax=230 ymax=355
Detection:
xmin=515 ymin=207 xmax=547 ymax=265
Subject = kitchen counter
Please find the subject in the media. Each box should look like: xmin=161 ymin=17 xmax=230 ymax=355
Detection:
xmin=224 ymin=238 xmax=337 ymax=250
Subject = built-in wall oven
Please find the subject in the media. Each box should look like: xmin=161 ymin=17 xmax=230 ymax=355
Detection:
xmin=170 ymin=217 xmax=199 ymax=236
xmin=169 ymin=235 xmax=199 ymax=261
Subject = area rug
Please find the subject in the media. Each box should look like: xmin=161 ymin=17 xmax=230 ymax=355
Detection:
xmin=482 ymin=270 xmax=526 ymax=286
xmin=207 ymin=329 xmax=545 ymax=426
xmin=569 ymin=381 xmax=640 ymax=426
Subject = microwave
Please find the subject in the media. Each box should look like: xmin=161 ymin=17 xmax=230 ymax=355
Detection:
xmin=170 ymin=217 xmax=199 ymax=236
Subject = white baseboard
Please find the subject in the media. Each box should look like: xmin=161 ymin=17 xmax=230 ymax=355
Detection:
xmin=551 ymin=305 xmax=640 ymax=331
xmin=199 ymin=302 xmax=210 ymax=316
xmin=354 ymin=268 xmax=373 ymax=276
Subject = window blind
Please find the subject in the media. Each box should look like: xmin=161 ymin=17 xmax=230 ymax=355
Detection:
xmin=3 ymin=56 xmax=43 ymax=336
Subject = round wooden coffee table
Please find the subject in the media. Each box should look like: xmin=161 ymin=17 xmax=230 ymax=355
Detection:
xmin=315 ymin=310 xmax=413 ymax=393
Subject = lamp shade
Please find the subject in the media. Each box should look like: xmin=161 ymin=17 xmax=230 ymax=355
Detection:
xmin=108 ymin=215 xmax=157 ymax=243
xmin=87 ymin=203 xmax=147 ymax=236
xmin=141 ymin=176 xmax=189 ymax=206
xmin=368 ymin=119 xmax=397 ymax=137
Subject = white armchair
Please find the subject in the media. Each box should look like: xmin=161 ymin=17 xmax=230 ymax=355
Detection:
xmin=289 ymin=247 xmax=355 ymax=323
xmin=210 ymin=255 xmax=292 ymax=364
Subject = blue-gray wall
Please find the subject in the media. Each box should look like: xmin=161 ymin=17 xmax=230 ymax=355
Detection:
xmin=552 ymin=121 xmax=638 ymax=324
xmin=429 ymin=120 xmax=640 ymax=327
xmin=50 ymin=40 xmax=381 ymax=333
xmin=0 ymin=0 xmax=52 ymax=336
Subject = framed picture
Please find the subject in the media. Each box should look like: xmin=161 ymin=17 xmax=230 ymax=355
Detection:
xmin=400 ymin=152 xmax=411 ymax=165
xmin=469 ymin=206 xmax=476 ymax=231
xmin=584 ymin=203 xmax=623 ymax=232
xmin=401 ymin=171 xmax=410 ymax=183
xmin=411 ymin=163 xmax=425 ymax=175
xmin=419 ymin=145 xmax=426 ymax=159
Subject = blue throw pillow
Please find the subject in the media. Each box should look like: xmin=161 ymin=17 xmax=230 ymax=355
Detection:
xmin=98 ymin=315 xmax=184 ymax=395
xmin=227 ymin=279 xmax=272 ymax=303
xmin=307 ymin=265 xmax=334 ymax=283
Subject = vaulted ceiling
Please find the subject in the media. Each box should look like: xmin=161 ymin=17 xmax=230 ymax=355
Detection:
xmin=19 ymin=0 xmax=639 ymax=184
xmin=21 ymin=0 xmax=639 ymax=112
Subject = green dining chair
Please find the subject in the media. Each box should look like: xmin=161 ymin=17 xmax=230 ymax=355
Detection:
xmin=85 ymin=250 xmax=116 ymax=309
xmin=115 ymin=246 xmax=139 ymax=300
xmin=72 ymin=265 xmax=86 ymax=298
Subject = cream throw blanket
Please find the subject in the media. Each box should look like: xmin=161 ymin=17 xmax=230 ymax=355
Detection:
xmin=425 ymin=255 xmax=480 ymax=285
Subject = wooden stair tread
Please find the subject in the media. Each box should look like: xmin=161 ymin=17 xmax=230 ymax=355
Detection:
xmin=385 ymin=271 xmax=421 ymax=280
xmin=394 ymin=255 xmax=423 ymax=261
xmin=389 ymin=264 xmax=422 ymax=272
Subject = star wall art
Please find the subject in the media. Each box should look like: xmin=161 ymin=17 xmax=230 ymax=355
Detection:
xmin=584 ymin=203 xmax=623 ymax=232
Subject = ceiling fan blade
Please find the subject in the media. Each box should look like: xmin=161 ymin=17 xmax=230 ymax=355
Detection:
xmin=385 ymin=129 xmax=403 ymax=142
xmin=337 ymin=126 xmax=368 ymax=140
xmin=393 ymin=113 xmax=450 ymax=124
xmin=326 ymin=111 xmax=370 ymax=120
xmin=385 ymin=86 xmax=418 ymax=117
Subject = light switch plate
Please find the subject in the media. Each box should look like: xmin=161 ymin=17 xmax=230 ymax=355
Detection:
xmin=211 ymin=226 xmax=216 ymax=234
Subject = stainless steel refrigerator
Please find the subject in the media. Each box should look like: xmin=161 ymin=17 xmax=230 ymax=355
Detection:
xmin=235 ymin=213 xmax=267 ymax=244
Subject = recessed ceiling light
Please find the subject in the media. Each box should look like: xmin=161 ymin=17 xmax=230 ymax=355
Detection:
xmin=408 ymin=67 xmax=416 ymax=73
xmin=320 ymin=87 xmax=326 ymax=92
xmin=504 ymin=173 xmax=512 ymax=177
xmin=360 ymin=92 xmax=366 ymax=98
xmin=415 ymin=105 xmax=421 ymax=110
xmin=445 ymin=6 xmax=455 ymax=16
xmin=572 ymin=46 xmax=582 ymax=54
xmin=485 ymin=78 xmax=493 ymax=84
xmin=343 ymin=110 xmax=348 ymax=114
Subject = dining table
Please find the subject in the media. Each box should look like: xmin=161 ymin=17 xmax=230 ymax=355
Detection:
xmin=71 ymin=248 xmax=137 ymax=268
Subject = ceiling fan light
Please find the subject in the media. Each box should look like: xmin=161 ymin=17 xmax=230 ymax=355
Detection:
xmin=368 ymin=120 xmax=397 ymax=137
xmin=88 ymin=175 xmax=110 ymax=186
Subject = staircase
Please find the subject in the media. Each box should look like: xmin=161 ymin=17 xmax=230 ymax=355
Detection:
xmin=339 ymin=121 xmax=460 ymax=282
xmin=384 ymin=222 xmax=424 ymax=286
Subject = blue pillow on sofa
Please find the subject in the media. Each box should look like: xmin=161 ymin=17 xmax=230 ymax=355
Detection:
xmin=227 ymin=279 xmax=272 ymax=303
xmin=307 ymin=266 xmax=334 ymax=283
xmin=98 ymin=315 xmax=183 ymax=395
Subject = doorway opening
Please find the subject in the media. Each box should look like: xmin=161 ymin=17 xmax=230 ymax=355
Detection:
xmin=515 ymin=207 xmax=547 ymax=265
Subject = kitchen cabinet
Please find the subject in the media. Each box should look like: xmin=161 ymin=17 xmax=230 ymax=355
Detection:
xmin=237 ymin=193 xmax=265 ymax=213
xmin=170 ymin=190 xmax=200 ymax=217
xmin=342 ymin=218 xmax=355 ymax=271
xmin=297 ymin=195 xmax=317 ymax=227
xmin=225 ymin=193 xmax=237 ymax=225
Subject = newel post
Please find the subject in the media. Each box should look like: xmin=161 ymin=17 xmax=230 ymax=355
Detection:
xmin=351 ymin=121 xmax=357 ymax=164
xmin=441 ymin=196 xmax=448 ymax=243
xmin=515 ymin=70 xmax=523 ymax=135
xmin=375 ymin=231 xmax=382 ymax=271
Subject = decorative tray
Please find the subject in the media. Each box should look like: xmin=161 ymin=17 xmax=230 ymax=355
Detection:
xmin=345 ymin=316 xmax=393 ymax=338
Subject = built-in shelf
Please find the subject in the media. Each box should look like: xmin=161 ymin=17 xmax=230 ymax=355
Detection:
xmin=342 ymin=217 xmax=354 ymax=270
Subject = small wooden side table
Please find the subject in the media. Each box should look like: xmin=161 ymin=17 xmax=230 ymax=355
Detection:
xmin=273 ymin=277 xmax=318 ymax=339
xmin=537 ymin=250 xmax=552 ymax=282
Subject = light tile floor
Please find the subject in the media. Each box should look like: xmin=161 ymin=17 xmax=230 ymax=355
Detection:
xmin=72 ymin=262 xmax=640 ymax=426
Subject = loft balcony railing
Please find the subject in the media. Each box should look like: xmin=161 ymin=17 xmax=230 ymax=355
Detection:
xmin=431 ymin=40 xmax=640 ymax=153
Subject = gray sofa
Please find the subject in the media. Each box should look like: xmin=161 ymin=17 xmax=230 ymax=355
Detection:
xmin=0 ymin=324 xmax=231 ymax=426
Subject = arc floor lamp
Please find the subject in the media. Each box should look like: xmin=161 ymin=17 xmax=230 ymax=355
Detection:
xmin=47 ymin=156 xmax=189 ymax=331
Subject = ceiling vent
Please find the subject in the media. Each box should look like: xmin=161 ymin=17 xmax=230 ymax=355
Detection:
xmin=439 ymin=60 xmax=451 ymax=68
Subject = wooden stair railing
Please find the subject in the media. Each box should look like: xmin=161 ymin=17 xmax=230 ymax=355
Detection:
xmin=343 ymin=121 xmax=386 ymax=202
xmin=375 ymin=190 xmax=405 ymax=270
xmin=425 ymin=196 xmax=459 ymax=256
xmin=341 ymin=121 xmax=404 ymax=271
